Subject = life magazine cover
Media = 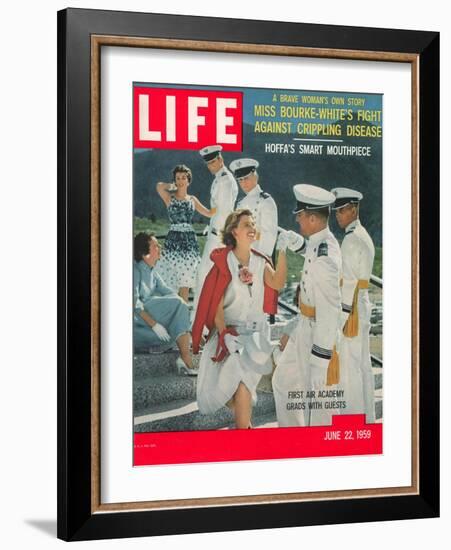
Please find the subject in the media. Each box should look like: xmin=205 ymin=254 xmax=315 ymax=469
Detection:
xmin=132 ymin=83 xmax=383 ymax=466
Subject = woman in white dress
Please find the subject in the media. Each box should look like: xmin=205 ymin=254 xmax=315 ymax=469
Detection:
xmin=192 ymin=209 xmax=287 ymax=429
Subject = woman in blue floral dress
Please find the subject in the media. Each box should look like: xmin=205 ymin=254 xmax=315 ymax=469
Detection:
xmin=155 ymin=165 xmax=211 ymax=302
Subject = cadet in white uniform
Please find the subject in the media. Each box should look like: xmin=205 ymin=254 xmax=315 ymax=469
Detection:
xmin=230 ymin=158 xmax=278 ymax=257
xmin=332 ymin=187 xmax=376 ymax=423
xmin=272 ymin=184 xmax=342 ymax=427
xmin=194 ymin=145 xmax=238 ymax=309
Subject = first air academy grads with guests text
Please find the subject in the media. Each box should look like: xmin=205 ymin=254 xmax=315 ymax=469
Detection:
xmin=272 ymin=184 xmax=342 ymax=427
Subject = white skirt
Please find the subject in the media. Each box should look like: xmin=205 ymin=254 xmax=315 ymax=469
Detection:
xmin=196 ymin=330 xmax=265 ymax=415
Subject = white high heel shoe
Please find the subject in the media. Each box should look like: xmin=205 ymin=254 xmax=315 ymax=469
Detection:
xmin=176 ymin=357 xmax=197 ymax=376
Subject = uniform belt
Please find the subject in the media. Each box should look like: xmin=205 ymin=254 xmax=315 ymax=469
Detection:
xmin=340 ymin=278 xmax=369 ymax=289
xmin=301 ymin=281 xmax=369 ymax=320
xmin=299 ymin=300 xmax=316 ymax=319
xmin=342 ymin=279 xmax=369 ymax=338
xmin=299 ymin=301 xmax=340 ymax=386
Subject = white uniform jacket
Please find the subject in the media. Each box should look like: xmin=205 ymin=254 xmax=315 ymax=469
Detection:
xmin=341 ymin=219 xmax=375 ymax=316
xmin=193 ymin=166 xmax=238 ymax=315
xmin=301 ymin=227 xmax=342 ymax=369
xmin=208 ymin=166 xmax=238 ymax=238
xmin=339 ymin=219 xmax=376 ymax=423
xmin=272 ymin=226 xmax=342 ymax=426
xmin=237 ymin=184 xmax=278 ymax=257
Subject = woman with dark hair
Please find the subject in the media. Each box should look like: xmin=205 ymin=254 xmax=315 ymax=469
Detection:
xmin=155 ymin=164 xmax=211 ymax=302
xmin=133 ymin=232 xmax=196 ymax=375
xmin=191 ymin=209 xmax=287 ymax=428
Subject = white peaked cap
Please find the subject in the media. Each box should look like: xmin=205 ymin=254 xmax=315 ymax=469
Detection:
xmin=292 ymin=184 xmax=335 ymax=213
xmin=199 ymin=145 xmax=223 ymax=161
xmin=331 ymin=187 xmax=363 ymax=209
xmin=229 ymin=158 xmax=259 ymax=179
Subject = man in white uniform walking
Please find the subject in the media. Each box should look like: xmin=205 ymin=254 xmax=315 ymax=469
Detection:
xmin=332 ymin=187 xmax=376 ymax=423
xmin=230 ymin=158 xmax=278 ymax=258
xmin=193 ymin=145 xmax=238 ymax=311
xmin=272 ymin=184 xmax=342 ymax=427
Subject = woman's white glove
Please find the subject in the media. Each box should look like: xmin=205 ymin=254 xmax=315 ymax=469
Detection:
xmin=224 ymin=333 xmax=243 ymax=354
xmin=286 ymin=231 xmax=305 ymax=253
xmin=152 ymin=322 xmax=171 ymax=342
xmin=277 ymin=229 xmax=304 ymax=253
xmin=310 ymin=364 xmax=327 ymax=389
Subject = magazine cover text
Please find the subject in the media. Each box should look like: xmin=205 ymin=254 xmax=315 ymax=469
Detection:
xmin=132 ymin=83 xmax=383 ymax=466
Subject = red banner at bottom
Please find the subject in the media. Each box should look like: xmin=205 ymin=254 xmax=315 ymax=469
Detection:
xmin=134 ymin=414 xmax=382 ymax=466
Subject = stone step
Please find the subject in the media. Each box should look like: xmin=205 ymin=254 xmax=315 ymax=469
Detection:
xmin=134 ymin=398 xmax=199 ymax=427
xmin=134 ymin=391 xmax=275 ymax=433
xmin=133 ymin=373 xmax=197 ymax=410
xmin=375 ymin=389 xmax=383 ymax=420
xmin=221 ymin=411 xmax=278 ymax=430
xmin=373 ymin=366 xmax=383 ymax=391
xmin=134 ymin=350 xmax=202 ymax=379
xmin=134 ymin=350 xmax=179 ymax=378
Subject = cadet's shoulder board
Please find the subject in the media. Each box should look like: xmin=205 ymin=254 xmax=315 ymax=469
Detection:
xmin=317 ymin=242 xmax=329 ymax=257
xmin=260 ymin=191 xmax=270 ymax=199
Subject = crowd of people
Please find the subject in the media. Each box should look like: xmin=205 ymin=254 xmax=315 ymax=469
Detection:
xmin=133 ymin=144 xmax=377 ymax=428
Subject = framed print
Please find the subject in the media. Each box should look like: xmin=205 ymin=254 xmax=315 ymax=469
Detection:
xmin=57 ymin=8 xmax=439 ymax=541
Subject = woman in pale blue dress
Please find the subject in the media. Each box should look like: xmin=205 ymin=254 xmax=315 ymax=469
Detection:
xmin=133 ymin=232 xmax=196 ymax=375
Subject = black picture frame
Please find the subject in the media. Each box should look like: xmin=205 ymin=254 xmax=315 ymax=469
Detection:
xmin=57 ymin=7 xmax=439 ymax=541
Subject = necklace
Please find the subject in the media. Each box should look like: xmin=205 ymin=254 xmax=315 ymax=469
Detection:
xmin=232 ymin=249 xmax=250 ymax=267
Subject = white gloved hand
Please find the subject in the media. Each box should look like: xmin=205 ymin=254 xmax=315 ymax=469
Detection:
xmin=152 ymin=322 xmax=171 ymax=342
xmin=276 ymin=230 xmax=289 ymax=251
xmin=310 ymin=364 xmax=327 ymax=389
xmin=224 ymin=333 xmax=243 ymax=354
xmin=286 ymin=230 xmax=305 ymax=253
xmin=202 ymin=225 xmax=209 ymax=236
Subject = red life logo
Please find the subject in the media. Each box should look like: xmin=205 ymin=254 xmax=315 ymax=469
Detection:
xmin=134 ymin=86 xmax=243 ymax=151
